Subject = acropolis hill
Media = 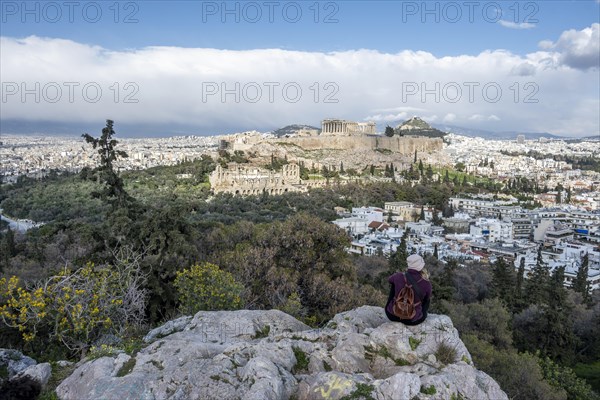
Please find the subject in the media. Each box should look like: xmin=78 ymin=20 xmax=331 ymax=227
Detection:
xmin=209 ymin=118 xmax=445 ymax=195
xmin=227 ymin=118 xmax=444 ymax=169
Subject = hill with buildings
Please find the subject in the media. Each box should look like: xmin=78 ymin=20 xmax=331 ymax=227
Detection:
xmin=431 ymin=123 xmax=564 ymax=140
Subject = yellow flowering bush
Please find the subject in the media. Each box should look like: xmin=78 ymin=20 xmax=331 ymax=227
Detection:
xmin=0 ymin=259 xmax=146 ymax=355
xmin=174 ymin=263 xmax=243 ymax=314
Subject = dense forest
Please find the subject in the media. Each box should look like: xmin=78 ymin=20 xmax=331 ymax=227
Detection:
xmin=0 ymin=122 xmax=598 ymax=399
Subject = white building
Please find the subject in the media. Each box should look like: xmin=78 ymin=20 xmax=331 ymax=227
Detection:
xmin=332 ymin=217 xmax=369 ymax=235
xmin=470 ymin=218 xmax=513 ymax=242
xmin=352 ymin=207 xmax=384 ymax=224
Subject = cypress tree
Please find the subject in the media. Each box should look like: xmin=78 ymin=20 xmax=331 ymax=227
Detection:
xmin=491 ymin=257 xmax=515 ymax=307
xmin=525 ymin=247 xmax=550 ymax=305
xmin=543 ymin=266 xmax=577 ymax=363
xmin=572 ymin=253 xmax=592 ymax=305
xmin=389 ymin=230 xmax=409 ymax=272
xmin=426 ymin=164 xmax=433 ymax=180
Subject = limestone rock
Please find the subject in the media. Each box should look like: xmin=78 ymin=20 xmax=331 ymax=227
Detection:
xmin=0 ymin=348 xmax=36 ymax=380
xmin=56 ymin=307 xmax=508 ymax=400
xmin=15 ymin=362 xmax=52 ymax=388
xmin=0 ymin=349 xmax=53 ymax=397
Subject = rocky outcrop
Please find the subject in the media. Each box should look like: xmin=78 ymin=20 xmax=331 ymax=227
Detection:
xmin=56 ymin=307 xmax=508 ymax=400
xmin=0 ymin=349 xmax=52 ymax=398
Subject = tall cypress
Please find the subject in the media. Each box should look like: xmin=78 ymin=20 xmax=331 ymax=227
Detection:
xmin=491 ymin=257 xmax=515 ymax=307
xmin=572 ymin=253 xmax=592 ymax=306
xmin=543 ymin=266 xmax=576 ymax=363
xmin=389 ymin=230 xmax=409 ymax=272
xmin=525 ymin=247 xmax=550 ymax=305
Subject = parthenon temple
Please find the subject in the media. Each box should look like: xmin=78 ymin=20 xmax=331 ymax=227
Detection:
xmin=321 ymin=119 xmax=376 ymax=135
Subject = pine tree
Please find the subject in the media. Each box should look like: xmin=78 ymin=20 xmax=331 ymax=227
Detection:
xmin=525 ymin=247 xmax=550 ymax=305
xmin=340 ymin=162 xmax=344 ymax=174
xmin=82 ymin=120 xmax=131 ymax=209
xmin=432 ymin=258 xmax=457 ymax=304
xmin=389 ymin=230 xmax=409 ymax=272
xmin=414 ymin=150 xmax=417 ymax=163
xmin=418 ymin=159 xmax=424 ymax=173
xmin=443 ymin=170 xmax=450 ymax=184
xmin=426 ymin=165 xmax=433 ymax=180
xmin=572 ymin=253 xmax=591 ymax=305
xmin=431 ymin=210 xmax=442 ymax=226
xmin=491 ymin=257 xmax=515 ymax=307
xmin=542 ymin=266 xmax=577 ymax=363
xmin=419 ymin=206 xmax=425 ymax=221
xmin=433 ymin=244 xmax=439 ymax=259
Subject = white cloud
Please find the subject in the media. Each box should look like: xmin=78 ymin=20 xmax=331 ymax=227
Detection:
xmin=468 ymin=114 xmax=501 ymax=122
xmin=364 ymin=112 xmax=408 ymax=122
xmin=0 ymin=29 xmax=598 ymax=137
xmin=510 ymin=62 xmax=537 ymax=76
xmin=498 ymin=20 xmax=536 ymax=30
xmin=443 ymin=113 xmax=456 ymax=123
xmin=537 ymin=23 xmax=600 ymax=70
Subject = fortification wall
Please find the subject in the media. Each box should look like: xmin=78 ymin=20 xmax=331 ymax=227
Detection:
xmin=272 ymin=135 xmax=442 ymax=154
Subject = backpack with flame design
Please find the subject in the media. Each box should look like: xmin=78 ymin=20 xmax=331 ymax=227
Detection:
xmin=392 ymin=272 xmax=423 ymax=320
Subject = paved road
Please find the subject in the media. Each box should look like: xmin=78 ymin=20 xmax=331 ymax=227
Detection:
xmin=0 ymin=213 xmax=40 ymax=233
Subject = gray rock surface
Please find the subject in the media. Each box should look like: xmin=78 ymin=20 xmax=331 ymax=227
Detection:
xmin=56 ymin=307 xmax=508 ymax=400
xmin=0 ymin=348 xmax=36 ymax=380
xmin=16 ymin=362 xmax=52 ymax=388
xmin=0 ymin=348 xmax=53 ymax=391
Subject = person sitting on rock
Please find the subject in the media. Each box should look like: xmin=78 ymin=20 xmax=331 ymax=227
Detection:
xmin=385 ymin=254 xmax=432 ymax=325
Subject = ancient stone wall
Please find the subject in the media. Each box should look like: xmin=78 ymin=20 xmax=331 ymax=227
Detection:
xmin=273 ymin=135 xmax=442 ymax=154
xmin=210 ymin=163 xmax=313 ymax=195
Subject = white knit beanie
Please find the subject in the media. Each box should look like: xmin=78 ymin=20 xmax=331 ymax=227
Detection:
xmin=407 ymin=254 xmax=425 ymax=271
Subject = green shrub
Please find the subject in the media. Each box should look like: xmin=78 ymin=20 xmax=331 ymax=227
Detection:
xmin=292 ymin=346 xmax=309 ymax=373
xmin=341 ymin=383 xmax=375 ymax=400
xmin=252 ymin=325 xmax=270 ymax=339
xmin=420 ymin=385 xmax=437 ymax=395
xmin=174 ymin=263 xmax=243 ymax=314
xmin=435 ymin=341 xmax=457 ymax=365
xmin=409 ymin=336 xmax=422 ymax=351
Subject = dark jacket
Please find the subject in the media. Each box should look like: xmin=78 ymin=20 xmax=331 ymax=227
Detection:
xmin=385 ymin=269 xmax=432 ymax=325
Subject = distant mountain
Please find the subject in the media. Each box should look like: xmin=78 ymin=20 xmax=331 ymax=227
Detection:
xmin=393 ymin=117 xmax=447 ymax=138
xmin=430 ymin=123 xmax=565 ymax=140
xmin=271 ymin=124 xmax=320 ymax=137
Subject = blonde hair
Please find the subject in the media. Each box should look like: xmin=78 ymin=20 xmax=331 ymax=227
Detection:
xmin=420 ymin=268 xmax=430 ymax=281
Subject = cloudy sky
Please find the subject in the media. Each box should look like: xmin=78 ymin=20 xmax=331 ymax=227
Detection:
xmin=1 ymin=1 xmax=599 ymax=137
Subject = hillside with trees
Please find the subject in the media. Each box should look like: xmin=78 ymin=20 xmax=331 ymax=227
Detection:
xmin=0 ymin=121 xmax=598 ymax=399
